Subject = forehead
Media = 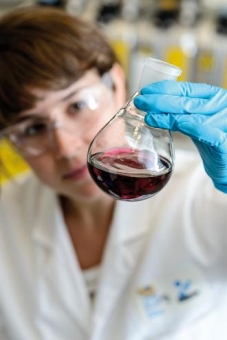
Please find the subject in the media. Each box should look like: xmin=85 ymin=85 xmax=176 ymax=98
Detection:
xmin=19 ymin=69 xmax=101 ymax=117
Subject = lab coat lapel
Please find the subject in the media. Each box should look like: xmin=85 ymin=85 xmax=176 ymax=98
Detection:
xmin=31 ymin=186 xmax=91 ymax=337
xmin=92 ymin=200 xmax=152 ymax=337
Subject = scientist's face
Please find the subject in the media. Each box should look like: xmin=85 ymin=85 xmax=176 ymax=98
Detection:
xmin=14 ymin=66 xmax=126 ymax=201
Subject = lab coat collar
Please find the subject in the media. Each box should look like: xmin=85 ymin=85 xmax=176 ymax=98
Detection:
xmin=91 ymin=199 xmax=152 ymax=337
xmin=31 ymin=185 xmax=152 ymax=249
xmin=31 ymin=183 xmax=62 ymax=249
xmin=30 ymin=177 xmax=153 ymax=337
xmin=30 ymin=181 xmax=91 ymax=336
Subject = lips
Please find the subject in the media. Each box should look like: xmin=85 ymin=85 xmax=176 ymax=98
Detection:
xmin=62 ymin=164 xmax=89 ymax=180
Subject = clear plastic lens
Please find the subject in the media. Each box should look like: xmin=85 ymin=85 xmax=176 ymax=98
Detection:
xmin=1 ymin=78 xmax=112 ymax=157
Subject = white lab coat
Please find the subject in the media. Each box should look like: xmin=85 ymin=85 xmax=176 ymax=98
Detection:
xmin=1 ymin=150 xmax=227 ymax=340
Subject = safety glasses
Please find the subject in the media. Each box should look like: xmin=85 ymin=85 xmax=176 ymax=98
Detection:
xmin=0 ymin=74 xmax=114 ymax=157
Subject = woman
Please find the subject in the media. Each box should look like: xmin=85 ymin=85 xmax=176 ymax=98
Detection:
xmin=0 ymin=6 xmax=227 ymax=340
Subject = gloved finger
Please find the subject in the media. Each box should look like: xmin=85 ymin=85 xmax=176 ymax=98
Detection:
xmin=135 ymin=94 xmax=213 ymax=115
xmin=140 ymin=80 xmax=221 ymax=99
xmin=166 ymin=108 xmax=227 ymax=132
xmin=144 ymin=112 xmax=190 ymax=131
xmin=135 ymin=88 xmax=227 ymax=115
xmin=145 ymin=112 xmax=209 ymax=130
xmin=204 ymin=108 xmax=227 ymax=133
xmin=178 ymin=122 xmax=227 ymax=153
xmin=145 ymin=113 xmax=227 ymax=152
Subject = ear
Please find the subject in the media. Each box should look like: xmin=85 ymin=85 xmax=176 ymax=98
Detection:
xmin=108 ymin=63 xmax=127 ymax=108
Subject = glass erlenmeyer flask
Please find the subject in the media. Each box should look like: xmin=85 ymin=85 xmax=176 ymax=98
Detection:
xmin=87 ymin=57 xmax=182 ymax=201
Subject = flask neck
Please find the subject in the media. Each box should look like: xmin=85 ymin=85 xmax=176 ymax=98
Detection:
xmin=123 ymin=91 xmax=146 ymax=119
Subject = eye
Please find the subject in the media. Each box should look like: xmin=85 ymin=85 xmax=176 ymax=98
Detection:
xmin=68 ymin=100 xmax=88 ymax=114
xmin=21 ymin=121 xmax=48 ymax=138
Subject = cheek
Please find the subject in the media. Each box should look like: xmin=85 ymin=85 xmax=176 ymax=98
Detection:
xmin=25 ymin=157 xmax=57 ymax=184
xmin=86 ymin=103 xmax=118 ymax=141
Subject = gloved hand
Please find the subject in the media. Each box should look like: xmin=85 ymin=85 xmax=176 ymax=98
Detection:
xmin=134 ymin=80 xmax=227 ymax=193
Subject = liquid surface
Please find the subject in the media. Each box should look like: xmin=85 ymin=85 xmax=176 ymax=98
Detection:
xmin=88 ymin=148 xmax=172 ymax=201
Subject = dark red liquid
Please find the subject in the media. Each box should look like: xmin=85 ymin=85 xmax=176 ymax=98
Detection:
xmin=88 ymin=148 xmax=172 ymax=201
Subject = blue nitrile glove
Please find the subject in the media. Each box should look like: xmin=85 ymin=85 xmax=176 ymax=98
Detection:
xmin=134 ymin=80 xmax=227 ymax=193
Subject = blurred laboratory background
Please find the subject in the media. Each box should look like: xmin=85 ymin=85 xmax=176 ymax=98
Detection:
xmin=1 ymin=0 xmax=227 ymax=92
xmin=1 ymin=0 xmax=227 ymax=181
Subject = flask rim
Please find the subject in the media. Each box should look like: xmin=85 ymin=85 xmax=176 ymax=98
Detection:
xmin=144 ymin=57 xmax=182 ymax=77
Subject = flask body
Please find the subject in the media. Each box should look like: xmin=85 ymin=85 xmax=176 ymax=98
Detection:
xmin=87 ymin=94 xmax=174 ymax=201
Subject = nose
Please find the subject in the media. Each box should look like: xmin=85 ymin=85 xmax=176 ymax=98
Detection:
xmin=52 ymin=127 xmax=82 ymax=160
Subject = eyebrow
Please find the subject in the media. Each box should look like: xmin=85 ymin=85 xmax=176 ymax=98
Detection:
xmin=14 ymin=83 xmax=97 ymax=124
xmin=15 ymin=94 xmax=76 ymax=122
xmin=61 ymin=89 xmax=80 ymax=102
xmin=13 ymin=115 xmax=45 ymax=125
xmin=36 ymin=88 xmax=80 ymax=102
xmin=61 ymin=81 xmax=100 ymax=101
xmin=15 ymin=89 xmax=81 ymax=122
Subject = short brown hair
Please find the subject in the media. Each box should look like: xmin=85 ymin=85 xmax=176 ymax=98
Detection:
xmin=0 ymin=6 xmax=118 ymax=128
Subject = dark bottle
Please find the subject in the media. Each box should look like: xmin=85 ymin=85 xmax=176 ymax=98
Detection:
xmin=96 ymin=0 xmax=122 ymax=24
xmin=216 ymin=10 xmax=227 ymax=35
xmin=152 ymin=0 xmax=181 ymax=29
xmin=37 ymin=0 xmax=65 ymax=8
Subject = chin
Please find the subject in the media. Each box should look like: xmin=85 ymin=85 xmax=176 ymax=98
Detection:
xmin=71 ymin=182 xmax=108 ymax=202
xmin=79 ymin=191 xmax=108 ymax=204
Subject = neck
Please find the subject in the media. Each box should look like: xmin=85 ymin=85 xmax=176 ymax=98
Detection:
xmin=59 ymin=194 xmax=116 ymax=269
xmin=59 ymin=194 xmax=115 ymax=232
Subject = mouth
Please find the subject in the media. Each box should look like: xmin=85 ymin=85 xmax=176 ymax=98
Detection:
xmin=62 ymin=164 xmax=89 ymax=181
